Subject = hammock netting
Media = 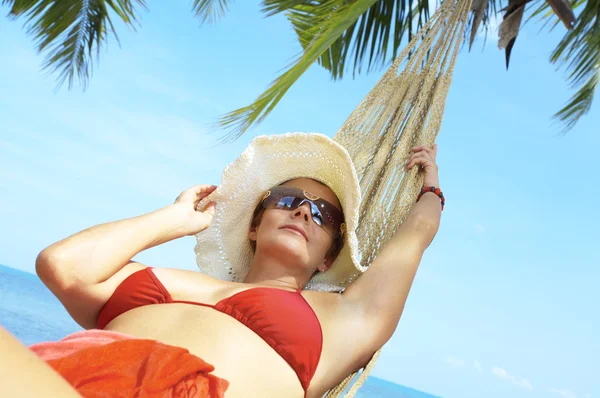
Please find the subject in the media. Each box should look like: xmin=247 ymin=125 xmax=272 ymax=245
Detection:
xmin=326 ymin=0 xmax=473 ymax=395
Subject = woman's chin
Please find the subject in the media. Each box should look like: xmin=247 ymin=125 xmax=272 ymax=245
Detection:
xmin=263 ymin=236 xmax=309 ymax=263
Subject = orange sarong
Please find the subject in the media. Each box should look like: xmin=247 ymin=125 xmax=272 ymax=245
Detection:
xmin=30 ymin=330 xmax=229 ymax=398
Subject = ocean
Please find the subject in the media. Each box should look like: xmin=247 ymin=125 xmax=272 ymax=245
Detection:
xmin=0 ymin=264 xmax=439 ymax=398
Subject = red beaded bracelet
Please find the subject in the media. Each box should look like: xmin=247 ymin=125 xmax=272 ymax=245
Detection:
xmin=417 ymin=186 xmax=445 ymax=210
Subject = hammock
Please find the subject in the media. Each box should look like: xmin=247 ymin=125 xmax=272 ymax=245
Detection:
xmin=326 ymin=0 xmax=473 ymax=395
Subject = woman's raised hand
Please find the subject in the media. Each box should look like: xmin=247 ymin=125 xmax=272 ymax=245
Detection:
xmin=407 ymin=144 xmax=440 ymax=188
xmin=172 ymin=185 xmax=218 ymax=236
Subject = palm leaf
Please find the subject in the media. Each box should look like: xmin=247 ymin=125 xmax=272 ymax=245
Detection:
xmin=192 ymin=0 xmax=233 ymax=23
xmin=261 ymin=0 xmax=318 ymax=15
xmin=5 ymin=0 xmax=146 ymax=89
xmin=528 ymin=0 xmax=576 ymax=29
xmin=533 ymin=0 xmax=599 ymax=130
xmin=218 ymin=0 xmax=380 ymax=140
xmin=279 ymin=0 xmax=431 ymax=80
xmin=225 ymin=0 xmax=518 ymax=139
xmin=550 ymin=0 xmax=600 ymax=130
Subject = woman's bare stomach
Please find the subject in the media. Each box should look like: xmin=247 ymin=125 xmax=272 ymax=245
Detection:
xmin=103 ymin=303 xmax=305 ymax=398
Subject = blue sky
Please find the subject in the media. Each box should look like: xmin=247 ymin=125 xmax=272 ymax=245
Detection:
xmin=0 ymin=2 xmax=598 ymax=398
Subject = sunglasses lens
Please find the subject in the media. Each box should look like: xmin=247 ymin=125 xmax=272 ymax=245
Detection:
xmin=309 ymin=203 xmax=324 ymax=227
xmin=276 ymin=196 xmax=296 ymax=209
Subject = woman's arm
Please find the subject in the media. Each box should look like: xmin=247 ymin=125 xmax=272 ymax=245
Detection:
xmin=342 ymin=145 xmax=441 ymax=348
xmin=0 ymin=325 xmax=81 ymax=397
xmin=37 ymin=205 xmax=190 ymax=287
xmin=36 ymin=185 xmax=217 ymax=328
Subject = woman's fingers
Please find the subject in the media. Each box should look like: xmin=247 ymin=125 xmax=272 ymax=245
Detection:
xmin=189 ymin=202 xmax=217 ymax=234
xmin=175 ymin=185 xmax=217 ymax=204
xmin=411 ymin=145 xmax=437 ymax=160
xmin=202 ymin=201 xmax=217 ymax=216
xmin=412 ymin=145 xmax=433 ymax=154
xmin=407 ymin=152 xmax=434 ymax=170
xmin=189 ymin=185 xmax=218 ymax=196
xmin=409 ymin=144 xmax=440 ymax=187
xmin=408 ymin=144 xmax=438 ymax=169
xmin=406 ymin=156 xmax=435 ymax=170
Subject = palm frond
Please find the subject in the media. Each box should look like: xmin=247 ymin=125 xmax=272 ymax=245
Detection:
xmin=468 ymin=0 xmax=488 ymax=51
xmin=6 ymin=0 xmax=146 ymax=89
xmin=555 ymin=72 xmax=599 ymax=129
xmin=261 ymin=0 xmax=316 ymax=16
xmin=549 ymin=0 xmax=600 ymax=130
xmin=218 ymin=0 xmax=379 ymax=140
xmin=192 ymin=0 xmax=233 ymax=23
xmin=498 ymin=0 xmax=531 ymax=68
xmin=545 ymin=0 xmax=576 ymax=28
xmin=281 ymin=0 xmax=431 ymax=80
xmin=530 ymin=0 xmax=583 ymax=22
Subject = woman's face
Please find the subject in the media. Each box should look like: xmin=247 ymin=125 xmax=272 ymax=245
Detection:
xmin=249 ymin=178 xmax=343 ymax=272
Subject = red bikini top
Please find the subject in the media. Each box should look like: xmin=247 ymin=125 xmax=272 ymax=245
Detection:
xmin=97 ymin=268 xmax=323 ymax=393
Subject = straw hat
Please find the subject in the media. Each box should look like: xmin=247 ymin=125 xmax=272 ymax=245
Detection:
xmin=194 ymin=132 xmax=365 ymax=292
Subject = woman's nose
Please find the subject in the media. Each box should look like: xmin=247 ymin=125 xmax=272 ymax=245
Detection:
xmin=293 ymin=203 xmax=312 ymax=223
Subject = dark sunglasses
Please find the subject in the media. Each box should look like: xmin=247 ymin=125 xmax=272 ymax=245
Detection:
xmin=260 ymin=186 xmax=346 ymax=239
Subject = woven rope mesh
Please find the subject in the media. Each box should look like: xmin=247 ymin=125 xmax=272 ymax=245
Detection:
xmin=327 ymin=0 xmax=473 ymax=395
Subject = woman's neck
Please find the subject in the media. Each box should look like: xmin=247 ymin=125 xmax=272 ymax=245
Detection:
xmin=243 ymin=252 xmax=310 ymax=290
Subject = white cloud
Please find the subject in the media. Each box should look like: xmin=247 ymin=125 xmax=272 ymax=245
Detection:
xmin=519 ymin=379 xmax=533 ymax=391
xmin=549 ymin=388 xmax=578 ymax=398
xmin=473 ymin=360 xmax=483 ymax=373
xmin=492 ymin=367 xmax=508 ymax=378
xmin=492 ymin=367 xmax=533 ymax=391
xmin=444 ymin=356 xmax=465 ymax=368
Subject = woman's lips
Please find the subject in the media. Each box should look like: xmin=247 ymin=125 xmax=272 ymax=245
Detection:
xmin=280 ymin=225 xmax=308 ymax=241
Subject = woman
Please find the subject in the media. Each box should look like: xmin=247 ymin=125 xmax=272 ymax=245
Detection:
xmin=1 ymin=133 xmax=442 ymax=397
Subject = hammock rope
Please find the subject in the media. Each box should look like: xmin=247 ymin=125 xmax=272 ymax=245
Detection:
xmin=326 ymin=0 xmax=473 ymax=395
